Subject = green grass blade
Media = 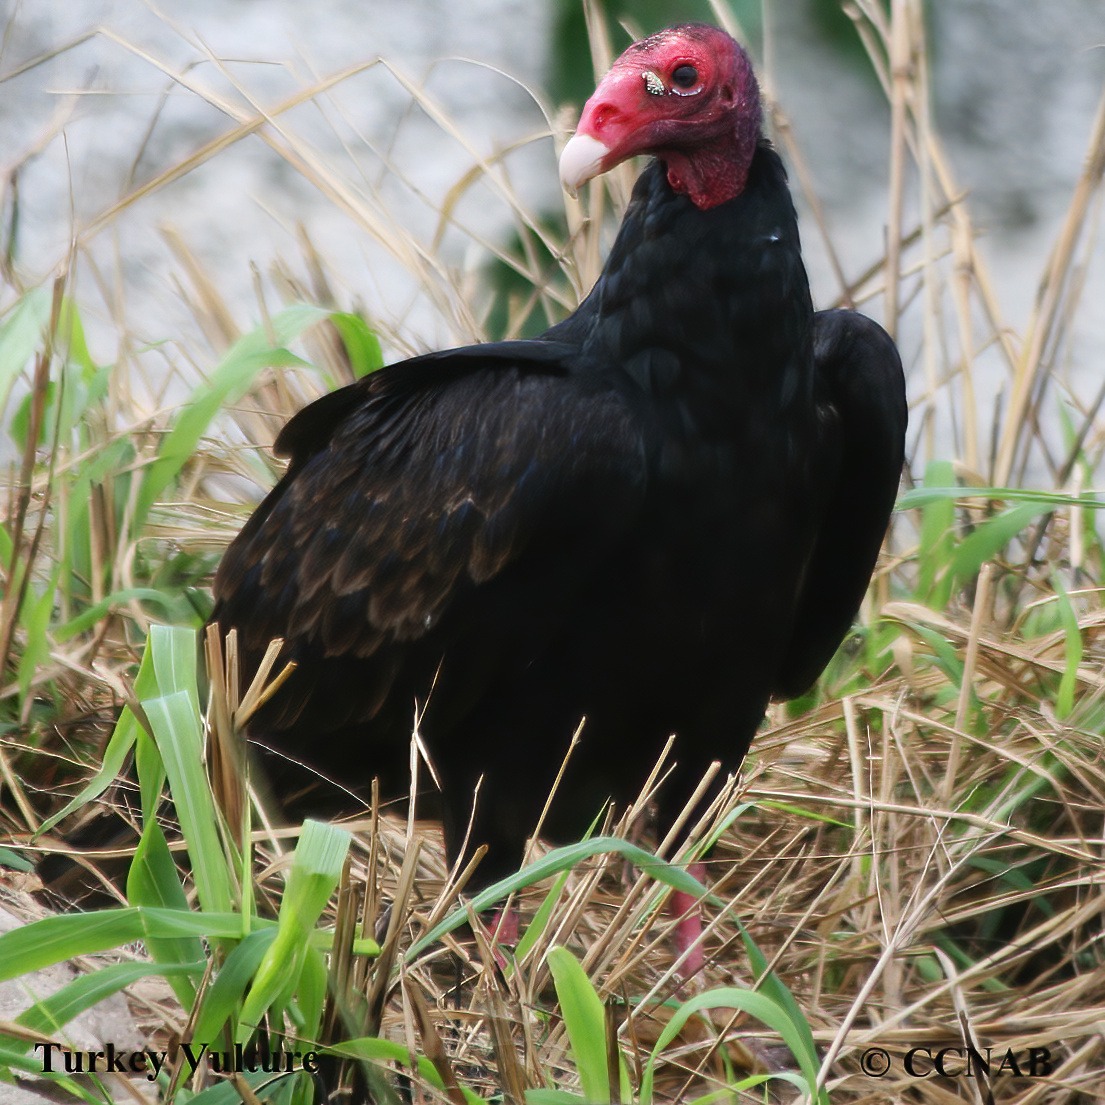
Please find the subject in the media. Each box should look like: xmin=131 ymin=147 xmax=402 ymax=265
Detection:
xmin=408 ymin=836 xmax=707 ymax=958
xmin=546 ymin=946 xmax=610 ymax=1104
xmin=514 ymin=868 xmax=573 ymax=961
xmin=1049 ymin=570 xmax=1083 ymax=719
xmin=638 ymin=987 xmax=821 ymax=1105
xmin=915 ymin=459 xmax=956 ymax=608
xmin=757 ymin=801 xmax=851 ymax=829
xmin=949 ymin=502 xmax=1044 ymax=584
xmin=0 ymin=286 xmax=51 ymax=418
xmin=136 ymin=908 xmax=271 ymax=940
xmin=912 ymin=623 xmax=967 ymax=686
xmin=0 ymin=910 xmax=145 ymax=982
xmin=329 ymin=1036 xmax=488 ymax=1104
xmin=0 ymin=905 xmax=277 ymax=987
xmin=694 ymin=801 xmax=753 ymax=854
xmin=329 ymin=312 xmax=384 ymax=378
xmin=54 ymin=587 xmax=180 ymax=642
xmin=737 ymin=920 xmax=827 ymax=1104
xmin=127 ymin=819 xmax=203 ymax=1011
xmin=0 ymin=848 xmax=34 ymax=872
xmin=134 ymin=304 xmax=325 ymax=528
xmin=3 ymin=960 xmax=202 ymax=1053
xmin=0 ymin=1040 xmax=102 ymax=1102
xmin=237 ymin=819 xmax=350 ymax=1042
xmin=183 ymin=1070 xmax=306 ymax=1105
xmin=899 ymin=484 xmax=1105 ymax=510
xmin=148 ymin=623 xmax=201 ymax=705
xmin=144 ymin=690 xmax=233 ymax=915
xmin=192 ymin=929 xmax=277 ymax=1044
xmin=17 ymin=565 xmax=60 ymax=706
xmin=34 ymin=623 xmax=165 ymax=835
xmin=134 ymin=720 xmax=168 ymax=824
xmin=295 ymin=944 xmax=329 ymax=1042
xmin=683 ymin=1072 xmax=813 ymax=1103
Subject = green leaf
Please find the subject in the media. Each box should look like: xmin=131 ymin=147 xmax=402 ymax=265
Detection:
xmin=295 ymin=944 xmax=329 ymax=1042
xmin=0 ymin=909 xmax=146 ymax=982
xmin=915 ymin=460 xmax=956 ymax=608
xmin=0 ymin=908 xmax=273 ymax=985
xmin=329 ymin=1036 xmax=488 ymax=1104
xmin=912 ymin=624 xmax=966 ymax=685
xmin=968 ymin=854 xmax=1056 ymax=918
xmin=899 ymin=484 xmax=1105 ymax=510
xmin=54 ymin=587 xmax=180 ymax=643
xmin=515 ymin=811 xmax=606 ymax=963
xmin=33 ymin=625 xmax=164 ymax=837
xmin=144 ymin=691 xmax=233 ymax=915
xmin=3 ymin=960 xmax=202 ymax=1053
xmin=9 ymin=380 xmax=53 ymax=451
xmin=949 ymin=502 xmax=1044 ymax=585
xmin=697 ymin=801 xmax=753 ymax=852
xmin=135 ymin=908 xmax=271 ymax=941
xmin=0 ymin=1040 xmax=102 ymax=1102
xmin=134 ymin=305 xmax=326 ymax=527
xmin=546 ymin=947 xmax=611 ymax=1104
xmin=737 ymin=920 xmax=826 ymax=1103
xmin=180 ymin=1068 xmax=306 ymax=1105
xmin=408 ymin=836 xmax=707 ymax=959
xmin=56 ymin=296 xmax=97 ymax=377
xmin=0 ymin=286 xmax=51 ymax=420
xmin=329 ymin=312 xmax=384 ymax=378
xmin=237 ymin=820 xmax=350 ymax=1042
xmin=639 ymin=987 xmax=822 ymax=1105
xmin=17 ymin=566 xmax=59 ymax=704
xmin=514 ymin=868 xmax=573 ymax=962
xmin=757 ymin=801 xmax=851 ymax=829
xmin=1049 ymin=572 xmax=1083 ymax=719
xmin=0 ymin=848 xmax=34 ymax=872
xmin=192 ymin=929 xmax=277 ymax=1044
xmin=127 ymin=819 xmax=203 ymax=1011
xmin=149 ymin=623 xmax=201 ymax=706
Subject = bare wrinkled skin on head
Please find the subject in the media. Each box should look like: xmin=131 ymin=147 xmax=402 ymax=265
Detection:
xmin=559 ymin=23 xmax=762 ymax=209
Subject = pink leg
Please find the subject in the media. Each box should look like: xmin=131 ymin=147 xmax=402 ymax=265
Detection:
xmin=490 ymin=906 xmax=519 ymax=946
xmin=669 ymin=861 xmax=707 ymax=976
xmin=486 ymin=906 xmax=518 ymax=968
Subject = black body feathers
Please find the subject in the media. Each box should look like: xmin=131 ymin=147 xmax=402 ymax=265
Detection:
xmin=212 ymin=144 xmax=907 ymax=883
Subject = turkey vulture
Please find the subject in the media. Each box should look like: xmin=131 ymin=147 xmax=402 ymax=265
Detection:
xmin=212 ymin=23 xmax=906 ymax=950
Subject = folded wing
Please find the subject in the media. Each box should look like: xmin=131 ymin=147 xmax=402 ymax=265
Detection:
xmin=212 ymin=340 xmax=648 ymax=739
xmin=774 ymin=309 xmax=907 ymax=697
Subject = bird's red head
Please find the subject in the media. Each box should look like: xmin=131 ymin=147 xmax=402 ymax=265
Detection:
xmin=559 ymin=23 xmax=762 ymax=211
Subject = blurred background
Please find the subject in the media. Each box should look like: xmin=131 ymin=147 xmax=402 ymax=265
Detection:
xmin=3 ymin=0 xmax=1105 ymax=476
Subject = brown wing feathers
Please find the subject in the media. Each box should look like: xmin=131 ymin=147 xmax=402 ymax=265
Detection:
xmin=212 ymin=349 xmax=647 ymax=732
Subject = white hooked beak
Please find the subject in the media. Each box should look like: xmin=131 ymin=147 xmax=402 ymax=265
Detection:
xmin=558 ymin=133 xmax=612 ymax=198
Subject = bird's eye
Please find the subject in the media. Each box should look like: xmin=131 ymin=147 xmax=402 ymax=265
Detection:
xmin=672 ymin=64 xmax=699 ymax=89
